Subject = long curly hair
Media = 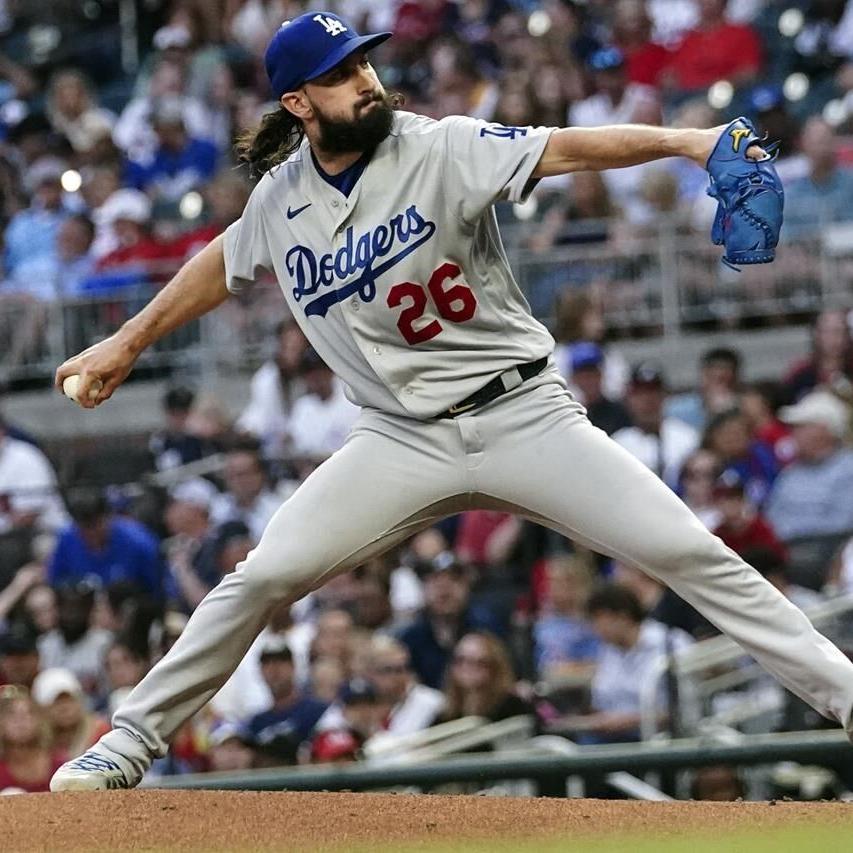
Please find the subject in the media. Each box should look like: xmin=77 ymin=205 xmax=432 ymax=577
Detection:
xmin=235 ymin=107 xmax=305 ymax=181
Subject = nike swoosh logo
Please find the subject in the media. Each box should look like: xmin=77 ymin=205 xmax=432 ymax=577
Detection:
xmin=287 ymin=203 xmax=312 ymax=220
xmin=447 ymin=401 xmax=477 ymax=415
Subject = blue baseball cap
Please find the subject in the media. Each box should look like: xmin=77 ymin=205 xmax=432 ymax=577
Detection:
xmin=571 ymin=342 xmax=604 ymax=371
xmin=589 ymin=46 xmax=625 ymax=72
xmin=749 ymin=85 xmax=784 ymax=114
xmin=265 ymin=12 xmax=392 ymax=100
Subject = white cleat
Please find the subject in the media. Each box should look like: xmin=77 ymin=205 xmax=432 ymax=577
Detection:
xmin=50 ymin=749 xmax=134 ymax=792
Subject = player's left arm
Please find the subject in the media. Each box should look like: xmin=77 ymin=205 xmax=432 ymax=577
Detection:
xmin=532 ymin=124 xmax=764 ymax=177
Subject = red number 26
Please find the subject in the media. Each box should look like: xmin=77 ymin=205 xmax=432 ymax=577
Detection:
xmin=387 ymin=263 xmax=477 ymax=345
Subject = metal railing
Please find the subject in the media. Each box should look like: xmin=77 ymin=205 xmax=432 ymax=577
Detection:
xmin=364 ymin=716 xmax=534 ymax=766
xmin=147 ymin=728 xmax=852 ymax=792
xmin=635 ymin=593 xmax=853 ymax=741
xmin=2 ymin=222 xmax=852 ymax=386
xmin=529 ymin=735 xmax=673 ymax=801
xmin=503 ymin=218 xmax=853 ymax=332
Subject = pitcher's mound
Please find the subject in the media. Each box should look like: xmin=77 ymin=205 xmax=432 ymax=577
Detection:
xmin=4 ymin=790 xmax=853 ymax=852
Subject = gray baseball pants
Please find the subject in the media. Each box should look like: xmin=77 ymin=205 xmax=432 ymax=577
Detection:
xmin=104 ymin=373 xmax=853 ymax=762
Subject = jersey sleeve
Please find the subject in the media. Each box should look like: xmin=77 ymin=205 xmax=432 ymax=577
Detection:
xmin=222 ymin=183 xmax=274 ymax=294
xmin=440 ymin=115 xmax=556 ymax=224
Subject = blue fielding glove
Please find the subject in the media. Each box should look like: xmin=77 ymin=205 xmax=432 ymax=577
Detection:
xmin=705 ymin=116 xmax=784 ymax=271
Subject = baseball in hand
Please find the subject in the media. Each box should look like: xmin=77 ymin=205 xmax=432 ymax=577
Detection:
xmin=62 ymin=374 xmax=103 ymax=403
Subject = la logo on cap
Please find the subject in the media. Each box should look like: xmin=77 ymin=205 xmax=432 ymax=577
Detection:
xmin=313 ymin=14 xmax=348 ymax=36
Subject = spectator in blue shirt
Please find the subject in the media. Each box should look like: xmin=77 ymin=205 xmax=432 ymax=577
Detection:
xmin=398 ymin=552 xmax=502 ymax=690
xmin=766 ymin=390 xmax=853 ymax=542
xmin=245 ymin=636 xmax=327 ymax=767
xmin=785 ymin=118 xmax=853 ymax=237
xmin=702 ymin=409 xmax=778 ymax=508
xmin=3 ymin=158 xmax=68 ymax=288
xmin=54 ymin=214 xmax=97 ymax=296
xmin=48 ymin=487 xmax=166 ymax=600
xmin=1 ymin=159 xmax=69 ymax=372
xmin=124 ymin=95 xmax=217 ymax=205
xmin=533 ymin=555 xmax=600 ymax=680
xmin=555 ymin=584 xmax=692 ymax=744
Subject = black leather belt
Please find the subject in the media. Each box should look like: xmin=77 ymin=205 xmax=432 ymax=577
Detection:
xmin=437 ymin=357 xmax=548 ymax=419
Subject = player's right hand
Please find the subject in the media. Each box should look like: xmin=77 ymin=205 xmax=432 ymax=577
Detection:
xmin=54 ymin=332 xmax=141 ymax=409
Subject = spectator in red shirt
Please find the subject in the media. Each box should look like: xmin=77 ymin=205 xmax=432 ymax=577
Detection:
xmin=455 ymin=510 xmax=521 ymax=569
xmin=85 ymin=189 xmax=173 ymax=290
xmin=664 ymin=0 xmax=762 ymax=92
xmin=711 ymin=470 xmax=786 ymax=563
xmin=612 ymin=0 xmax=669 ymax=87
xmin=31 ymin=668 xmax=110 ymax=760
xmin=0 ymin=687 xmax=65 ymax=794
xmin=393 ymin=0 xmax=448 ymax=46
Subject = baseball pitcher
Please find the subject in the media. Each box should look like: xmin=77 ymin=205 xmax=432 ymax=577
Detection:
xmin=51 ymin=13 xmax=846 ymax=790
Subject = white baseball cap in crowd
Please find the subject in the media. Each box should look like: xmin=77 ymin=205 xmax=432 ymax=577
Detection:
xmin=170 ymin=478 xmax=219 ymax=511
xmin=778 ymin=389 xmax=850 ymax=438
xmin=31 ymin=667 xmax=83 ymax=706
xmin=153 ymin=24 xmax=192 ymax=52
xmin=98 ymin=188 xmax=152 ymax=225
xmin=259 ymin=634 xmax=293 ymax=661
xmin=25 ymin=157 xmax=66 ymax=192
xmin=209 ymin=721 xmax=250 ymax=748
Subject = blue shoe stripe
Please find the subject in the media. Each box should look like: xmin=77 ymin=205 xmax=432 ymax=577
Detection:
xmin=67 ymin=753 xmax=121 ymax=773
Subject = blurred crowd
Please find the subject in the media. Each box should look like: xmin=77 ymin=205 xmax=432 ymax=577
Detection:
xmin=0 ymin=1 xmax=852 ymax=378
xmin=3 ymin=302 xmax=853 ymax=793
xmin=1 ymin=0 xmax=853 ymax=796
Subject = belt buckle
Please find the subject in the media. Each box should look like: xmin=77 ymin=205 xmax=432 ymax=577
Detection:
xmin=500 ymin=366 xmax=523 ymax=392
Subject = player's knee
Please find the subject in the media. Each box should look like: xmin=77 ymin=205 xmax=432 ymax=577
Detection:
xmin=238 ymin=548 xmax=321 ymax=603
xmin=663 ymin=531 xmax=737 ymax=576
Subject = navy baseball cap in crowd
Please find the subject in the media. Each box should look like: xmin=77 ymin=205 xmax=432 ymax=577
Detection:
xmin=421 ymin=550 xmax=466 ymax=579
xmin=571 ymin=342 xmax=605 ymax=372
xmin=265 ymin=12 xmax=392 ymax=99
xmin=0 ymin=627 xmax=38 ymax=656
xmin=589 ymin=46 xmax=625 ymax=72
xmin=630 ymin=361 xmax=666 ymax=389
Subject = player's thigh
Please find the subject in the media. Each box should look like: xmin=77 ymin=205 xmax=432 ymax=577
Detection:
xmin=238 ymin=410 xmax=467 ymax=599
xmin=474 ymin=383 xmax=721 ymax=575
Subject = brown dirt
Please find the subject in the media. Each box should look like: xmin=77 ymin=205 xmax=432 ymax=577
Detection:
xmin=2 ymin=790 xmax=853 ymax=852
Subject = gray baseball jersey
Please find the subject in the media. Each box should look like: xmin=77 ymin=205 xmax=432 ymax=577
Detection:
xmin=224 ymin=111 xmax=556 ymax=418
